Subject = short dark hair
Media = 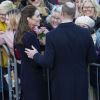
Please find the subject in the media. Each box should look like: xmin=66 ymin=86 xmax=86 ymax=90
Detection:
xmin=62 ymin=2 xmax=76 ymax=18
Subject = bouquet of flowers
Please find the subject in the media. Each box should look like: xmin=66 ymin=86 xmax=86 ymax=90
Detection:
xmin=34 ymin=26 xmax=49 ymax=45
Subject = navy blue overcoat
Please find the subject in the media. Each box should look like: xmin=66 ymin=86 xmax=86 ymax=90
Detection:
xmin=34 ymin=22 xmax=97 ymax=100
xmin=16 ymin=32 xmax=47 ymax=100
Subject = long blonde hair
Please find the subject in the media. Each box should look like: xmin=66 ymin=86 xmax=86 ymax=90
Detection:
xmin=7 ymin=9 xmax=21 ymax=31
xmin=82 ymin=0 xmax=100 ymax=19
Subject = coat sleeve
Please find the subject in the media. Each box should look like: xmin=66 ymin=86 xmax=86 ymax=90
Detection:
xmin=34 ymin=33 xmax=55 ymax=68
xmin=22 ymin=32 xmax=40 ymax=51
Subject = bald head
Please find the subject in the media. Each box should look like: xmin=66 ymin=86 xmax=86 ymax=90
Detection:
xmin=62 ymin=2 xmax=76 ymax=18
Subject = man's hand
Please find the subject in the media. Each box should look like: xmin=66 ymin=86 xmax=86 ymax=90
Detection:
xmin=25 ymin=46 xmax=38 ymax=59
xmin=40 ymin=27 xmax=49 ymax=34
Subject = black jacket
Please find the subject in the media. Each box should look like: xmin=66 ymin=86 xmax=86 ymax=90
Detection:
xmin=34 ymin=22 xmax=96 ymax=100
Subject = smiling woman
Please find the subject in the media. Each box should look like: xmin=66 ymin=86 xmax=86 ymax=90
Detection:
xmin=81 ymin=0 xmax=100 ymax=31
xmin=0 ymin=5 xmax=7 ymax=33
xmin=82 ymin=0 xmax=100 ymax=19
xmin=14 ymin=5 xmax=48 ymax=100
xmin=0 ymin=9 xmax=21 ymax=55
xmin=46 ymin=5 xmax=62 ymax=29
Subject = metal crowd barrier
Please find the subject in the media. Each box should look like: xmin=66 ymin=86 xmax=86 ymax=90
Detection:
xmin=0 ymin=45 xmax=20 ymax=100
xmin=88 ymin=63 xmax=100 ymax=100
xmin=0 ymin=44 xmax=100 ymax=100
xmin=0 ymin=46 xmax=4 ymax=100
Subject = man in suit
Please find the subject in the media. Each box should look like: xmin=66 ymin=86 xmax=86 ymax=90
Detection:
xmin=25 ymin=2 xmax=96 ymax=100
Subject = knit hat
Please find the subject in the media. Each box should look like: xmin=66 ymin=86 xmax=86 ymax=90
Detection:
xmin=1 ymin=0 xmax=16 ymax=12
xmin=75 ymin=16 xmax=95 ymax=28
xmin=0 ymin=4 xmax=7 ymax=14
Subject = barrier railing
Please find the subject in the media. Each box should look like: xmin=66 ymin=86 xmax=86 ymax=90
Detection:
xmin=89 ymin=63 xmax=100 ymax=100
xmin=0 ymin=46 xmax=4 ymax=100
xmin=0 ymin=44 xmax=20 ymax=100
xmin=0 ymin=44 xmax=100 ymax=100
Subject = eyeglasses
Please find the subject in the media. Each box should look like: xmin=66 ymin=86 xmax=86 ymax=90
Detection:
xmin=0 ymin=14 xmax=6 ymax=16
xmin=51 ymin=16 xmax=60 ymax=20
xmin=83 ymin=6 xmax=95 ymax=10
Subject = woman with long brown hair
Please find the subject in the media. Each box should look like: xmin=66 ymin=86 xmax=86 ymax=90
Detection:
xmin=14 ymin=5 xmax=47 ymax=100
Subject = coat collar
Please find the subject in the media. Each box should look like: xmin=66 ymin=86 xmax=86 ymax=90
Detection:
xmin=58 ymin=22 xmax=74 ymax=28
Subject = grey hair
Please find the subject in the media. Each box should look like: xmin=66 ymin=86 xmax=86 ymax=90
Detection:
xmin=46 ymin=5 xmax=62 ymax=23
xmin=62 ymin=2 xmax=76 ymax=18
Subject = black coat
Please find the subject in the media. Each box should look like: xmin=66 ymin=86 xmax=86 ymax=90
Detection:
xmin=16 ymin=32 xmax=47 ymax=100
xmin=34 ymin=22 xmax=97 ymax=100
xmin=48 ymin=0 xmax=58 ymax=4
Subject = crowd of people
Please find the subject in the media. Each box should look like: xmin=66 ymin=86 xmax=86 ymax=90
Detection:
xmin=0 ymin=0 xmax=100 ymax=100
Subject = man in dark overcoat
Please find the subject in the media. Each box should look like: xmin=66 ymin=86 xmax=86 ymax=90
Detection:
xmin=25 ymin=2 xmax=97 ymax=100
